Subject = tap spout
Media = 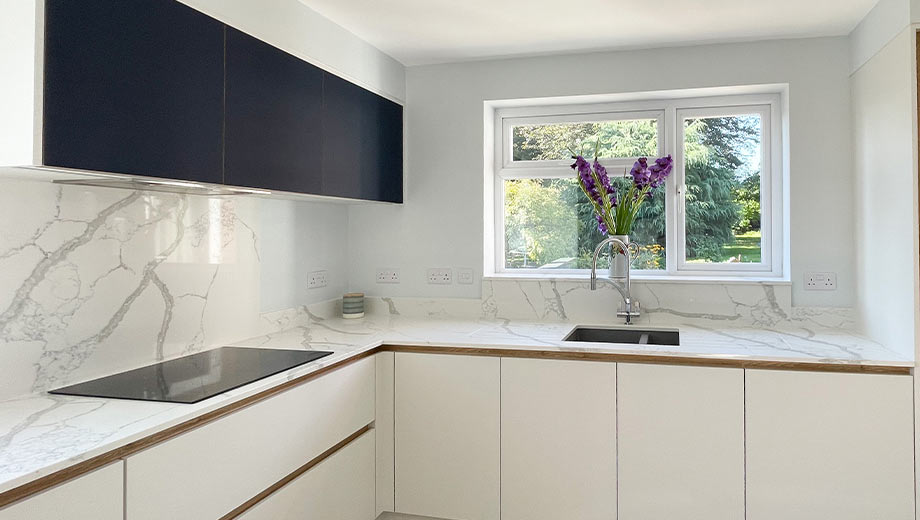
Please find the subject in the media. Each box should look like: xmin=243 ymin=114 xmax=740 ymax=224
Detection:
xmin=589 ymin=236 xmax=637 ymax=324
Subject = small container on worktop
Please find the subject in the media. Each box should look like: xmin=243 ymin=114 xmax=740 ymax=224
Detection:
xmin=342 ymin=292 xmax=365 ymax=319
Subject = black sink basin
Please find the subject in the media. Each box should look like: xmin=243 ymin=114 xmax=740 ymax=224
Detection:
xmin=563 ymin=327 xmax=680 ymax=346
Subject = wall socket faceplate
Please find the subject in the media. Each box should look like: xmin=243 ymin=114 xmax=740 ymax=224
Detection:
xmin=804 ymin=271 xmax=837 ymax=291
xmin=308 ymin=270 xmax=328 ymax=289
xmin=376 ymin=269 xmax=400 ymax=284
xmin=457 ymin=268 xmax=474 ymax=285
xmin=427 ymin=268 xmax=452 ymax=284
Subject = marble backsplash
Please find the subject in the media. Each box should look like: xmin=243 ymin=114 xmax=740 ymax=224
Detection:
xmin=358 ymin=278 xmax=855 ymax=331
xmin=0 ymin=176 xmax=866 ymax=401
xmin=0 ymin=179 xmax=272 ymax=401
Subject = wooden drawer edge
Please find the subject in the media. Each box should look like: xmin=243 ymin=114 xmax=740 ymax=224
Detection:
xmin=220 ymin=424 xmax=373 ymax=520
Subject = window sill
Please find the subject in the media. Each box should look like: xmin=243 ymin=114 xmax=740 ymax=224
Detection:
xmin=484 ymin=273 xmax=791 ymax=285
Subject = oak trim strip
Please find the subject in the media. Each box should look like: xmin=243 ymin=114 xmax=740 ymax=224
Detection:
xmin=219 ymin=424 xmax=372 ymax=520
xmin=0 ymin=342 xmax=909 ymax=509
xmin=380 ymin=344 xmax=913 ymax=375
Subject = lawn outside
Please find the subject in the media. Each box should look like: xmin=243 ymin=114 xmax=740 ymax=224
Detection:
xmin=687 ymin=231 xmax=761 ymax=264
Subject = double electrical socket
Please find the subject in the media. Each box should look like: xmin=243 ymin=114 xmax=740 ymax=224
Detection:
xmin=427 ymin=268 xmax=452 ymax=284
xmin=376 ymin=269 xmax=401 ymax=284
xmin=804 ymin=271 xmax=837 ymax=291
xmin=307 ymin=270 xmax=328 ymax=289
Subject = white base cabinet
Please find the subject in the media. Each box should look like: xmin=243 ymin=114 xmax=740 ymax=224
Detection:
xmin=238 ymin=430 xmax=376 ymax=520
xmin=125 ymin=356 xmax=375 ymax=520
xmin=394 ymin=352 xmax=500 ymax=520
xmin=745 ymin=370 xmax=914 ymax=520
xmin=500 ymin=358 xmax=617 ymax=520
xmin=617 ymin=363 xmax=744 ymax=520
xmin=0 ymin=462 xmax=123 ymax=520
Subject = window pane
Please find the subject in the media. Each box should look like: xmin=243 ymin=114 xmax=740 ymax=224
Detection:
xmin=683 ymin=114 xmax=763 ymax=264
xmin=503 ymin=178 xmax=665 ymax=270
xmin=512 ymin=119 xmax=658 ymax=162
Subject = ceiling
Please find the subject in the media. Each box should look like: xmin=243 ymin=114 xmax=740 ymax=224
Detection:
xmin=301 ymin=0 xmax=878 ymax=66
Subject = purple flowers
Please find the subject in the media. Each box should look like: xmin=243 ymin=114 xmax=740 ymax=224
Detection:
xmin=573 ymin=152 xmax=673 ymax=235
xmin=593 ymin=159 xmax=614 ymax=193
xmin=630 ymin=155 xmax=673 ymax=189
xmin=572 ymin=156 xmax=601 ymax=204
xmin=595 ymin=214 xmax=608 ymax=235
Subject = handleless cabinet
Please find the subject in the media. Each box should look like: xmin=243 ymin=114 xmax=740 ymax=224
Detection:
xmin=500 ymin=358 xmax=617 ymax=520
xmin=394 ymin=352 xmax=500 ymax=520
xmin=322 ymin=74 xmax=403 ymax=203
xmin=224 ymin=28 xmax=324 ymax=194
xmin=43 ymin=0 xmax=224 ymax=183
xmin=0 ymin=462 xmax=123 ymax=520
xmin=617 ymin=363 xmax=745 ymax=519
xmin=745 ymin=370 xmax=914 ymax=520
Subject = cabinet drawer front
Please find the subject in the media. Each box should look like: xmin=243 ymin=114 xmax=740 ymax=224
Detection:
xmin=745 ymin=370 xmax=914 ymax=520
xmin=126 ymin=356 xmax=375 ymax=520
xmin=238 ymin=430 xmax=376 ymax=520
xmin=0 ymin=462 xmax=123 ymax=520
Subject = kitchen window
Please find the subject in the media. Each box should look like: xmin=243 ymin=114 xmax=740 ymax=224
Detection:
xmin=491 ymin=92 xmax=785 ymax=278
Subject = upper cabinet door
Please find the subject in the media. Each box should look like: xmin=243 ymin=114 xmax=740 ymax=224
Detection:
xmin=225 ymin=28 xmax=324 ymax=194
xmin=43 ymin=0 xmax=224 ymax=183
xmin=323 ymin=74 xmax=403 ymax=203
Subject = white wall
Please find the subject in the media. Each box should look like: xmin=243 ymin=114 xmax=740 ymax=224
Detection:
xmin=850 ymin=0 xmax=911 ymax=73
xmin=850 ymin=27 xmax=917 ymax=357
xmin=0 ymin=0 xmax=38 ymax=166
xmin=348 ymin=37 xmax=854 ymax=307
xmin=259 ymin=199 xmax=349 ymax=312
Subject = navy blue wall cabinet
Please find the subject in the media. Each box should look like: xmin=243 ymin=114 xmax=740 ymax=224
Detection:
xmin=225 ymin=28 xmax=325 ymax=195
xmin=43 ymin=0 xmax=225 ymax=183
xmin=322 ymin=74 xmax=403 ymax=203
xmin=43 ymin=0 xmax=403 ymax=203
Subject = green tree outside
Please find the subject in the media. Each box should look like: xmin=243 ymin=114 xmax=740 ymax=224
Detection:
xmin=504 ymin=115 xmax=761 ymax=269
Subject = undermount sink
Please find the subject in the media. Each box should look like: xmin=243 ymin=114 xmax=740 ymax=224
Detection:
xmin=563 ymin=326 xmax=680 ymax=346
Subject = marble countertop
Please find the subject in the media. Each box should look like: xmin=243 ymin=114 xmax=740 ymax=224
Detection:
xmin=0 ymin=310 xmax=911 ymax=498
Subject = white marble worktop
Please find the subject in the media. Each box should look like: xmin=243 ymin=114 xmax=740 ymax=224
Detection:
xmin=0 ymin=305 xmax=911 ymax=498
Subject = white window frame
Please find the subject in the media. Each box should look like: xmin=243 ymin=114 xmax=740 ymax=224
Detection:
xmin=490 ymin=91 xmax=786 ymax=280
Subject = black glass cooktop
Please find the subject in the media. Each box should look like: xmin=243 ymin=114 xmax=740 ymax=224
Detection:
xmin=49 ymin=347 xmax=334 ymax=404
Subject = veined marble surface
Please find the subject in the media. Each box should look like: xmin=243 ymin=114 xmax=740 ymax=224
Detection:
xmin=0 ymin=178 xmax=264 ymax=403
xmin=0 ymin=296 xmax=910 ymax=497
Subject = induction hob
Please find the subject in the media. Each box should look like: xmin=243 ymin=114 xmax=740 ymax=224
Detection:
xmin=49 ymin=347 xmax=334 ymax=404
